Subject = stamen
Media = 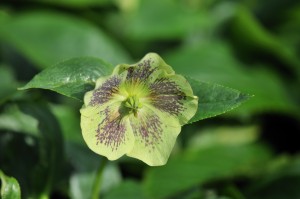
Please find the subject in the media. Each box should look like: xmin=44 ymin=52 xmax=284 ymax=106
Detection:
xmin=124 ymin=96 xmax=143 ymax=117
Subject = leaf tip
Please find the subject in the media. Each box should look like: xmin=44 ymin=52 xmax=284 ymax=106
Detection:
xmin=17 ymin=82 xmax=34 ymax=91
xmin=17 ymin=86 xmax=27 ymax=91
xmin=239 ymin=93 xmax=254 ymax=103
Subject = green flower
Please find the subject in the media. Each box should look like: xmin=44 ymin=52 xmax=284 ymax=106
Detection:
xmin=80 ymin=53 xmax=198 ymax=166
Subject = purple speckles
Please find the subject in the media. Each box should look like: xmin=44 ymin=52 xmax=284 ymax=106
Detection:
xmin=130 ymin=113 xmax=163 ymax=152
xmin=149 ymin=78 xmax=186 ymax=116
xmin=126 ymin=59 xmax=157 ymax=82
xmin=90 ymin=76 xmax=121 ymax=106
xmin=95 ymin=107 xmax=126 ymax=151
xmin=81 ymin=53 xmax=198 ymax=165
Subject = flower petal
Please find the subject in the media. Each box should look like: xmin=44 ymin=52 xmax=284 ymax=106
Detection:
xmin=126 ymin=106 xmax=181 ymax=166
xmin=112 ymin=53 xmax=175 ymax=83
xmin=80 ymin=102 xmax=134 ymax=160
xmin=88 ymin=72 xmax=128 ymax=107
xmin=149 ymin=74 xmax=198 ymax=125
xmin=80 ymin=52 xmax=198 ymax=165
xmin=81 ymin=73 xmax=134 ymax=160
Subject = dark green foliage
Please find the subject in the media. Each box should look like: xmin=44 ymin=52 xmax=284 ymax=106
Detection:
xmin=0 ymin=170 xmax=21 ymax=199
xmin=1 ymin=0 xmax=300 ymax=198
xmin=187 ymin=77 xmax=251 ymax=122
xmin=19 ymin=57 xmax=113 ymax=100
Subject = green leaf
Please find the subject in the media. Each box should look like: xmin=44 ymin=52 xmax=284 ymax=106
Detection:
xmin=277 ymin=6 xmax=300 ymax=52
xmin=187 ymin=125 xmax=259 ymax=149
xmin=0 ymin=11 xmax=131 ymax=69
xmin=229 ymin=6 xmax=300 ymax=78
xmin=246 ymin=157 xmax=300 ymax=199
xmin=103 ymin=180 xmax=145 ymax=199
xmin=36 ymin=0 xmax=111 ymax=7
xmin=67 ymin=144 xmax=102 ymax=199
xmin=18 ymin=102 xmax=64 ymax=198
xmin=165 ymin=41 xmax=298 ymax=116
xmin=19 ymin=57 xmax=114 ymax=101
xmin=187 ymin=77 xmax=251 ymax=123
xmin=50 ymin=104 xmax=83 ymax=144
xmin=0 ymin=104 xmax=39 ymax=136
xmin=120 ymin=0 xmax=207 ymax=41
xmin=143 ymin=144 xmax=272 ymax=199
xmin=0 ymin=170 xmax=21 ymax=199
xmin=0 ymin=66 xmax=18 ymax=105
xmin=67 ymin=144 xmax=122 ymax=199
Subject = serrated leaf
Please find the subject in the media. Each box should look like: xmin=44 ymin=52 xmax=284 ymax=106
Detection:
xmin=0 ymin=170 xmax=21 ymax=199
xmin=187 ymin=77 xmax=251 ymax=123
xmin=19 ymin=57 xmax=113 ymax=101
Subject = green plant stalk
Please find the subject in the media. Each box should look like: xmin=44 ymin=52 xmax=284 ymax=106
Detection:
xmin=91 ymin=158 xmax=108 ymax=199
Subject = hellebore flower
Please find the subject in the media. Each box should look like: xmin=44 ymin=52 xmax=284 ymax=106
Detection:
xmin=80 ymin=53 xmax=198 ymax=166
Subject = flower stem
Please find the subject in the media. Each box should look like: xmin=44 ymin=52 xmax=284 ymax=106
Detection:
xmin=91 ymin=158 xmax=108 ymax=199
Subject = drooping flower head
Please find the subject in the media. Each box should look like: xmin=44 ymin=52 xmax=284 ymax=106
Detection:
xmin=80 ymin=53 xmax=198 ymax=166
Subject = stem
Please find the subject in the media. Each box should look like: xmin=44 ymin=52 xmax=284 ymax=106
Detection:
xmin=91 ymin=158 xmax=108 ymax=199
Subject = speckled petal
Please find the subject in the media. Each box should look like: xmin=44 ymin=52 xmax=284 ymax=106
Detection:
xmin=80 ymin=72 xmax=134 ymax=160
xmin=80 ymin=101 xmax=134 ymax=160
xmin=149 ymin=74 xmax=198 ymax=125
xmin=112 ymin=53 xmax=175 ymax=84
xmin=126 ymin=105 xmax=181 ymax=166
xmin=87 ymin=71 xmax=128 ymax=107
xmin=80 ymin=52 xmax=198 ymax=165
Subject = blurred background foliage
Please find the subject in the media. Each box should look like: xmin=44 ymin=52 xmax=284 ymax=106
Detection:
xmin=0 ymin=0 xmax=300 ymax=198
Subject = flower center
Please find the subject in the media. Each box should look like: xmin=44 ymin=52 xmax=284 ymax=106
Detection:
xmin=124 ymin=95 xmax=143 ymax=117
